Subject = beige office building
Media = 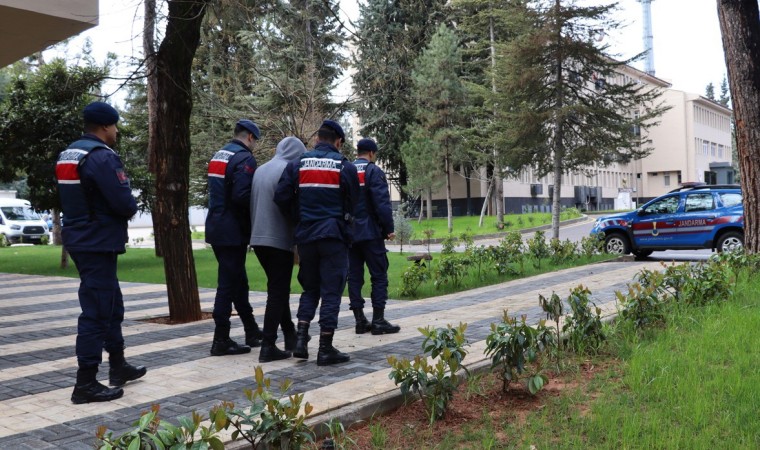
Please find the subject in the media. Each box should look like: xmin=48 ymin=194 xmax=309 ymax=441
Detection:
xmin=0 ymin=0 xmax=98 ymax=67
xmin=410 ymin=63 xmax=734 ymax=216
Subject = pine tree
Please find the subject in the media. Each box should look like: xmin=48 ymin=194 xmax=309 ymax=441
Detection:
xmin=404 ymin=24 xmax=468 ymax=233
xmin=705 ymin=82 xmax=716 ymax=100
xmin=352 ymin=0 xmax=448 ymax=197
xmin=495 ymin=0 xmax=668 ymax=238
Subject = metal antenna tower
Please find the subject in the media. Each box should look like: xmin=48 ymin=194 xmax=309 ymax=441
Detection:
xmin=637 ymin=0 xmax=655 ymax=76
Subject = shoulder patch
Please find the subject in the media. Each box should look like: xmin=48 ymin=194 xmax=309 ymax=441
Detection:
xmin=115 ymin=169 xmax=129 ymax=185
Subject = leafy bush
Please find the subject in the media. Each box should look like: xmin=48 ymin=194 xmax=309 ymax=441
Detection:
xmin=527 ymin=230 xmax=550 ymax=269
xmin=434 ymin=253 xmax=468 ymax=289
xmin=562 ymin=285 xmax=605 ymax=354
xmin=387 ymin=323 xmax=469 ymax=423
xmin=617 ymin=282 xmax=665 ymax=330
xmin=682 ymin=260 xmax=735 ymax=306
xmin=400 ymin=262 xmax=429 ymax=297
xmin=549 ymin=238 xmax=577 ymax=264
xmin=440 ymin=234 xmax=458 ymax=255
xmin=538 ymin=291 xmax=564 ymax=366
xmin=96 ymin=404 xmax=226 ymax=450
xmin=485 ymin=311 xmax=553 ymax=394
xmin=225 ymin=366 xmax=314 ymax=449
xmin=579 ymin=232 xmax=605 ymax=257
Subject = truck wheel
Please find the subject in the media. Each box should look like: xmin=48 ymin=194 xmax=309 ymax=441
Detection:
xmin=716 ymin=231 xmax=743 ymax=253
xmin=604 ymin=233 xmax=630 ymax=255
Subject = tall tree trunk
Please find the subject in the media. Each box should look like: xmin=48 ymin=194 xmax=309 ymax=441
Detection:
xmin=426 ymin=188 xmax=433 ymax=220
xmin=551 ymin=0 xmax=564 ymax=240
xmin=143 ymin=0 xmax=163 ymax=257
xmin=445 ymin=152 xmax=453 ymax=234
xmin=148 ymin=0 xmax=209 ymax=323
xmin=717 ymin=0 xmax=760 ymax=253
xmin=489 ymin=13 xmax=505 ymax=227
xmin=479 ymin=177 xmax=494 ymax=227
xmin=51 ymin=208 xmax=63 ymax=246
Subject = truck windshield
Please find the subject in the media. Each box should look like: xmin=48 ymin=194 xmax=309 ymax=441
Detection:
xmin=1 ymin=206 xmax=41 ymax=221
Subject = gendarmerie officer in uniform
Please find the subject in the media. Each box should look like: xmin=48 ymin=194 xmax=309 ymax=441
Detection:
xmin=206 ymin=120 xmax=263 ymax=356
xmin=56 ymin=101 xmax=147 ymax=404
xmin=274 ymin=120 xmax=360 ymax=366
xmin=347 ymin=138 xmax=400 ymax=335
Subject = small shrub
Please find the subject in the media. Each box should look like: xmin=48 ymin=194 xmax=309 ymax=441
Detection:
xmin=617 ymin=282 xmax=665 ymax=330
xmin=517 ymin=216 xmax=524 ymax=227
xmin=562 ymin=285 xmax=605 ymax=354
xmin=682 ymin=260 xmax=735 ymax=306
xmin=225 ymin=366 xmax=315 ymax=449
xmin=434 ymin=253 xmax=468 ymax=289
xmin=485 ymin=311 xmax=552 ymax=394
xmin=400 ymin=263 xmax=429 ymax=297
xmin=96 ymin=404 xmax=226 ymax=450
xmin=501 ymin=230 xmax=526 ymax=274
xmin=40 ymin=234 xmax=50 ymax=245
xmin=538 ymin=291 xmax=564 ymax=366
xmin=549 ymin=238 xmax=577 ymax=264
xmin=393 ymin=202 xmax=414 ymax=253
xmin=527 ymin=230 xmax=550 ymax=269
xmin=422 ymin=229 xmax=435 ymax=254
xmin=579 ymin=232 xmax=605 ymax=257
xmin=388 ymin=323 xmax=469 ymax=423
xmin=660 ymin=262 xmax=692 ymax=302
xmin=440 ymin=234 xmax=458 ymax=255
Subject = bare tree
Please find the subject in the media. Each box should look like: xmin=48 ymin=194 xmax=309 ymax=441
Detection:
xmin=717 ymin=0 xmax=760 ymax=253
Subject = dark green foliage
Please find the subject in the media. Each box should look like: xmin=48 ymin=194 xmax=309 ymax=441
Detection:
xmin=485 ymin=311 xmax=553 ymax=394
xmin=562 ymin=285 xmax=605 ymax=354
xmin=0 ymin=59 xmax=108 ymax=211
xmin=580 ymin=232 xmax=605 ymax=258
xmin=353 ymin=0 xmax=448 ymax=194
xmin=527 ymin=230 xmax=550 ymax=269
xmin=617 ymin=281 xmax=665 ymax=330
xmin=400 ymin=263 xmax=430 ymax=297
xmin=388 ymin=323 xmax=469 ymax=423
xmin=549 ymin=238 xmax=578 ymax=264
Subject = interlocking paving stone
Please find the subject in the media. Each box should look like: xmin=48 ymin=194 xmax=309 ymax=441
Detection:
xmin=0 ymin=261 xmax=656 ymax=449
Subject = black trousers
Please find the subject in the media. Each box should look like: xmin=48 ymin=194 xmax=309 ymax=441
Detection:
xmin=211 ymin=244 xmax=254 ymax=329
xmin=253 ymin=246 xmax=296 ymax=343
xmin=69 ymin=252 xmax=125 ymax=368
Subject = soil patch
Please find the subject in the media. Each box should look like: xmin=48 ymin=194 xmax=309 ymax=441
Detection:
xmin=338 ymin=359 xmax=617 ymax=449
xmin=139 ymin=311 xmax=214 ymax=325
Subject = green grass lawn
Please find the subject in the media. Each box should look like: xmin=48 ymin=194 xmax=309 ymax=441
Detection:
xmin=514 ymin=269 xmax=760 ymax=449
xmin=407 ymin=209 xmax=582 ymax=238
xmin=0 ymin=244 xmax=611 ymax=299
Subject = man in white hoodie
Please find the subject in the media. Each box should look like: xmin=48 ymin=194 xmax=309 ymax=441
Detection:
xmin=250 ymin=137 xmax=307 ymax=362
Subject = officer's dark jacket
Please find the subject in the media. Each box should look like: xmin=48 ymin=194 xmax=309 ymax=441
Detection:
xmin=205 ymin=139 xmax=257 ymax=246
xmin=274 ymin=142 xmax=359 ymax=245
xmin=353 ymin=157 xmax=394 ymax=242
xmin=55 ymin=134 xmax=137 ymax=253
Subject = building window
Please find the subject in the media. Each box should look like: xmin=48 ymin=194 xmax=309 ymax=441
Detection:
xmin=704 ymin=171 xmax=717 ymax=185
xmin=678 ymin=172 xmax=682 ymax=184
xmin=711 ymin=142 xmax=717 ymax=156
xmin=718 ymin=144 xmax=724 ymax=158
xmin=703 ymin=141 xmax=710 ymax=156
xmin=664 ymin=174 xmax=671 ymax=186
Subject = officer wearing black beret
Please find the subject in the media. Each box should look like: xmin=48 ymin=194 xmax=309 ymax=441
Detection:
xmin=56 ymin=101 xmax=147 ymax=404
xmin=206 ymin=119 xmax=263 ymax=356
xmin=347 ymin=138 xmax=400 ymax=335
xmin=274 ymin=119 xmax=360 ymax=366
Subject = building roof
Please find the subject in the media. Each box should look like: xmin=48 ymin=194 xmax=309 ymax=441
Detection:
xmin=0 ymin=0 xmax=98 ymax=67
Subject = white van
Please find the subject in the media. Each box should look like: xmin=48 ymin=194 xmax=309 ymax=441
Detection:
xmin=0 ymin=199 xmax=48 ymax=245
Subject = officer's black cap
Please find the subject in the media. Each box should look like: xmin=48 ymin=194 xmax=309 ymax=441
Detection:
xmin=237 ymin=119 xmax=261 ymax=140
xmin=357 ymin=138 xmax=378 ymax=154
xmin=83 ymin=102 xmax=119 ymax=125
xmin=321 ymin=119 xmax=345 ymax=141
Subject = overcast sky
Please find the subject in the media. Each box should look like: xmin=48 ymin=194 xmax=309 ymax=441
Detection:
xmin=46 ymin=0 xmax=728 ymax=105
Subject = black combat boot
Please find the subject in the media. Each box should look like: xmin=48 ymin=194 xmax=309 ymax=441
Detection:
xmin=241 ymin=315 xmax=263 ymax=348
xmin=283 ymin=323 xmax=297 ymax=351
xmin=352 ymin=308 xmax=372 ymax=334
xmin=71 ymin=366 xmax=123 ymax=404
xmin=108 ymin=351 xmax=147 ymax=387
xmin=316 ymin=331 xmax=350 ymax=366
xmin=292 ymin=322 xmax=310 ymax=359
xmin=370 ymin=307 xmax=401 ymax=335
xmin=258 ymin=338 xmax=292 ymax=363
xmin=210 ymin=325 xmax=251 ymax=356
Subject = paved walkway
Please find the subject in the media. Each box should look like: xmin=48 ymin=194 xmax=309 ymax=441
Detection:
xmin=0 ymin=259 xmax=660 ymax=449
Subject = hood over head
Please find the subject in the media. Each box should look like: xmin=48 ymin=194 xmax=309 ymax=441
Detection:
xmin=276 ymin=136 xmax=306 ymax=162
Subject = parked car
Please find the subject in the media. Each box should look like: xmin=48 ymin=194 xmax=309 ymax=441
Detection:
xmin=590 ymin=184 xmax=743 ymax=258
xmin=0 ymin=199 xmax=48 ymax=245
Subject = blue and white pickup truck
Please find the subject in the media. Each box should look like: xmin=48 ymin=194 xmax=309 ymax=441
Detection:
xmin=590 ymin=184 xmax=744 ymax=258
